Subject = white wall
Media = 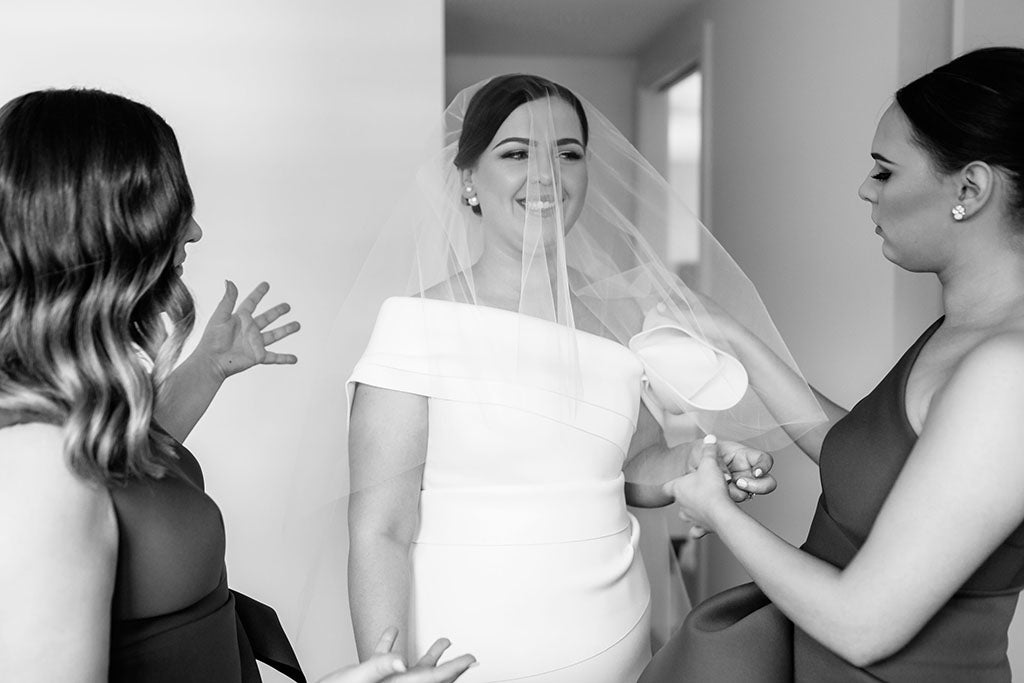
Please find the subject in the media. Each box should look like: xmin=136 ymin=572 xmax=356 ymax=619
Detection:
xmin=0 ymin=2 xmax=444 ymax=679
xmin=446 ymin=54 xmax=637 ymax=139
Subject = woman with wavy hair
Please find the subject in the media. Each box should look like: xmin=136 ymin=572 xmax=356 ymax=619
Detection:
xmin=0 ymin=89 xmax=472 ymax=683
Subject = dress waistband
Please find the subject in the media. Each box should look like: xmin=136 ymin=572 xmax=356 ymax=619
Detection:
xmin=415 ymin=474 xmax=629 ymax=545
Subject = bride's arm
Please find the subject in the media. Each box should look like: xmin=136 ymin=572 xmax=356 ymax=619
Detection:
xmin=347 ymin=384 xmax=427 ymax=662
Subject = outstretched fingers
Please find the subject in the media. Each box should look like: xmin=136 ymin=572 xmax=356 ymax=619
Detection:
xmin=254 ymin=302 xmax=292 ymax=329
xmin=237 ymin=281 xmax=271 ymax=318
xmin=373 ymin=626 xmax=399 ymax=655
xmin=409 ymin=654 xmax=477 ymax=682
xmin=211 ymin=280 xmax=240 ymax=322
xmin=261 ymin=320 xmax=301 ymax=346
xmin=416 ymin=638 xmax=452 ymax=668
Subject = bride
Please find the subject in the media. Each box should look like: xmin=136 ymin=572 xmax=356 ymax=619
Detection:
xmin=322 ymin=74 xmax=823 ymax=681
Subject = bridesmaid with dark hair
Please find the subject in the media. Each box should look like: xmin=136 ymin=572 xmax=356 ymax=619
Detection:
xmin=644 ymin=46 xmax=1024 ymax=682
xmin=0 ymin=88 xmax=472 ymax=683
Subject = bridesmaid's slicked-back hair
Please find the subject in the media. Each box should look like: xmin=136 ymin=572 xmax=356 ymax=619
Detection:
xmin=896 ymin=46 xmax=1024 ymax=224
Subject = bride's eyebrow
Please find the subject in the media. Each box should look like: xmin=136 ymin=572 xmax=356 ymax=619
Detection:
xmin=492 ymin=136 xmax=585 ymax=149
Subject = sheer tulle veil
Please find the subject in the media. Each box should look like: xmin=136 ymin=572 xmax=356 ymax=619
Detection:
xmin=282 ymin=75 xmax=825 ymax=659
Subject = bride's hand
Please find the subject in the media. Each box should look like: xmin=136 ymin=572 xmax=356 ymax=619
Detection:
xmin=682 ymin=437 xmax=777 ymax=503
xmin=318 ymin=628 xmax=476 ymax=683
xmin=666 ymin=439 xmax=749 ymax=537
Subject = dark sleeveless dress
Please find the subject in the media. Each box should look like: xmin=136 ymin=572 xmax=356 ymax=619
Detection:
xmin=0 ymin=412 xmax=304 ymax=682
xmin=641 ymin=318 xmax=1024 ymax=682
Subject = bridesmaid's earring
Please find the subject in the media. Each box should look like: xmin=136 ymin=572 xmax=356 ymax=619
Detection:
xmin=952 ymin=204 xmax=966 ymax=221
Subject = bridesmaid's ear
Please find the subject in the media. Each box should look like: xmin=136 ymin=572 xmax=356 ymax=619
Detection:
xmin=954 ymin=161 xmax=995 ymax=221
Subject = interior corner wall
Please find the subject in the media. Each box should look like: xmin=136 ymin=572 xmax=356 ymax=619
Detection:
xmin=445 ymin=54 xmax=638 ymax=140
xmin=638 ymin=0 xmax=960 ymax=596
xmin=0 ymin=2 xmax=444 ymax=680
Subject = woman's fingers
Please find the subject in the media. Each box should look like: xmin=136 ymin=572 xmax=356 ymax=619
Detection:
xmin=735 ymin=474 xmax=777 ymax=496
xmin=409 ymin=654 xmax=477 ymax=682
xmin=748 ymin=448 xmax=774 ymax=478
xmin=237 ymin=281 xmax=270 ymax=317
xmin=373 ymin=626 xmax=399 ymax=655
xmin=688 ymin=524 xmax=710 ymax=538
xmin=210 ymin=280 xmax=240 ymax=322
xmin=261 ymin=320 xmax=301 ymax=346
xmin=415 ymin=638 xmax=452 ymax=667
xmin=261 ymin=351 xmax=298 ymax=365
xmin=253 ymin=302 xmax=292 ymax=329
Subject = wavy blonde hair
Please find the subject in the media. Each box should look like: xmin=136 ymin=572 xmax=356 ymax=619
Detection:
xmin=0 ymin=89 xmax=196 ymax=482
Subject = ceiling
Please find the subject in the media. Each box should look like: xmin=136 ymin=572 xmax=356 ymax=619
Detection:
xmin=445 ymin=0 xmax=700 ymax=58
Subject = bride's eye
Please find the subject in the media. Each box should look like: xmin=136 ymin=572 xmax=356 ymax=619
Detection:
xmin=871 ymin=170 xmax=891 ymax=182
xmin=559 ymin=149 xmax=583 ymax=161
xmin=501 ymin=149 xmax=529 ymax=161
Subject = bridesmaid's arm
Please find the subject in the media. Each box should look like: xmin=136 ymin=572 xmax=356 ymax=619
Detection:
xmin=719 ymin=319 xmax=847 ymax=464
xmin=0 ymin=426 xmax=117 ymax=682
xmin=155 ymin=281 xmax=299 ymax=442
xmin=668 ymin=334 xmax=1024 ymax=666
xmin=348 ymin=384 xmax=427 ymax=662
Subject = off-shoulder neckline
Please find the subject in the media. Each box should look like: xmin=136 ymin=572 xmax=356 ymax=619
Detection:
xmin=384 ymin=295 xmax=638 ymax=362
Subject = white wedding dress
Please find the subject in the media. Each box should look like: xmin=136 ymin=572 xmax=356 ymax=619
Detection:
xmin=348 ymin=296 xmax=655 ymax=682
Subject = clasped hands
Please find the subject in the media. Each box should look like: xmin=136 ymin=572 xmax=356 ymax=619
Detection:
xmin=662 ymin=435 xmax=776 ymax=538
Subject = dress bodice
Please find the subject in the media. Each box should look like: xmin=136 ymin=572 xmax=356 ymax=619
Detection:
xmin=0 ymin=412 xmax=302 ymax=682
xmin=814 ymin=317 xmax=1024 ymax=592
xmin=348 ymin=296 xmax=644 ymax=490
xmin=108 ymin=433 xmax=226 ymax=627
xmin=797 ymin=317 xmax=1024 ymax=680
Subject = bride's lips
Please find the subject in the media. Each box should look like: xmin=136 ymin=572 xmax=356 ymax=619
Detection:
xmin=516 ymin=196 xmax=564 ymax=214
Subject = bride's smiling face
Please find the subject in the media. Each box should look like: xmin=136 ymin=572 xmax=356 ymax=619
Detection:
xmin=464 ymin=96 xmax=588 ymax=246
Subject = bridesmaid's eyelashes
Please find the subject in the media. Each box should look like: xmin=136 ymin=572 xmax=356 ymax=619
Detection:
xmin=871 ymin=170 xmax=891 ymax=182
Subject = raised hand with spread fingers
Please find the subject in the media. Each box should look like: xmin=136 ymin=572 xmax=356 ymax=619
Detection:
xmin=155 ymin=280 xmax=301 ymax=441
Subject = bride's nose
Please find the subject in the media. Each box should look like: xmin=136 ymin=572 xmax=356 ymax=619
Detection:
xmin=533 ymin=160 xmax=555 ymax=185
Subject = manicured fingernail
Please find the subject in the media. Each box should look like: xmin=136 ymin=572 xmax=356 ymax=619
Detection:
xmin=703 ymin=434 xmax=717 ymax=445
xmin=469 ymin=659 xmax=480 ymax=668
xmin=753 ymin=468 xmax=763 ymax=477
xmin=723 ymin=472 xmax=732 ymax=482
xmin=737 ymin=478 xmax=749 ymax=488
xmin=392 ymin=660 xmax=407 ymax=673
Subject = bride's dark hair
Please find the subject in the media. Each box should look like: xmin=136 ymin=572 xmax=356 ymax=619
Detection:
xmin=453 ymin=74 xmax=589 ymax=216
xmin=897 ymin=46 xmax=1024 ymax=224
xmin=0 ymin=89 xmax=196 ymax=482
